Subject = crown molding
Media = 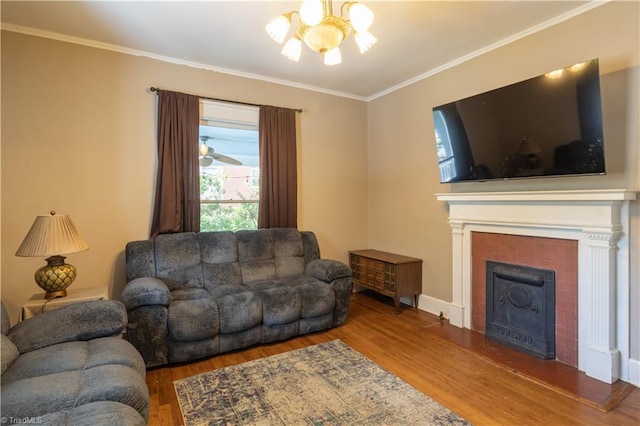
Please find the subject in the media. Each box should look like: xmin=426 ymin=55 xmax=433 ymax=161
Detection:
xmin=0 ymin=22 xmax=367 ymax=102
xmin=365 ymin=0 xmax=610 ymax=102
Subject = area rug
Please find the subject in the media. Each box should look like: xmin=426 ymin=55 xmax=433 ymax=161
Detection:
xmin=174 ymin=339 xmax=470 ymax=425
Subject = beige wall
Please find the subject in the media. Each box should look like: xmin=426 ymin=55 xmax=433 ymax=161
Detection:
xmin=1 ymin=31 xmax=368 ymax=324
xmin=368 ymin=2 xmax=639 ymax=356
xmin=1 ymin=2 xmax=638 ymax=361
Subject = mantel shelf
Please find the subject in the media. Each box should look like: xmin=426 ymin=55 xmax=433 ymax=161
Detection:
xmin=436 ymin=189 xmax=637 ymax=203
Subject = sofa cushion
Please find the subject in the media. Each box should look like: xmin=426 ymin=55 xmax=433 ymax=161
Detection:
xmin=237 ymin=229 xmax=274 ymax=261
xmin=1 ymin=334 xmax=19 ymax=374
xmin=154 ymin=233 xmax=203 ymax=290
xmin=39 ymin=401 xmax=146 ymax=426
xmin=272 ymin=228 xmax=304 ymax=257
xmin=240 ymin=259 xmax=276 ymax=284
xmin=217 ymin=291 xmax=262 ymax=334
xmin=219 ymin=326 xmax=262 ymax=353
xmin=168 ymin=336 xmax=220 ymax=364
xmin=207 ymin=284 xmax=249 ymax=299
xmin=262 ymin=322 xmax=299 ymax=344
xmin=271 ymin=228 xmax=306 ymax=278
xmin=0 ymin=364 xmax=149 ymax=420
xmin=168 ymin=289 xmax=219 ymax=341
xmin=256 ymin=287 xmax=302 ymax=326
xmin=199 ymin=231 xmax=238 ymax=263
xmin=1 ymin=337 xmax=145 ymax=384
xmin=275 ymin=256 xmax=306 ymax=278
xmin=284 ymin=277 xmax=336 ymax=318
xmin=203 ymin=262 xmax=242 ymax=290
xmin=125 ymin=240 xmax=156 ymax=282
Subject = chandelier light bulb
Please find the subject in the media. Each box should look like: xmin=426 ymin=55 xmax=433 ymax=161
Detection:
xmin=281 ymin=37 xmax=302 ymax=62
xmin=354 ymin=30 xmax=377 ymax=54
xmin=323 ymin=47 xmax=342 ymax=65
xmin=266 ymin=15 xmax=291 ymax=44
xmin=199 ymin=143 xmax=210 ymax=156
xmin=348 ymin=3 xmax=374 ymax=32
xmin=299 ymin=0 xmax=323 ymax=26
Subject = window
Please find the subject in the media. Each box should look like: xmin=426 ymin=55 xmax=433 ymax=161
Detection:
xmin=199 ymin=101 xmax=259 ymax=232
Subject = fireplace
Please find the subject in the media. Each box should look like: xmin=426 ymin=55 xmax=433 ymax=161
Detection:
xmin=485 ymin=261 xmax=555 ymax=359
xmin=436 ymin=189 xmax=637 ymax=384
xmin=472 ymin=232 xmax=578 ymax=366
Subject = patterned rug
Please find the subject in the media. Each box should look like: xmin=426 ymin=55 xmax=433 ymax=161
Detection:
xmin=174 ymin=340 xmax=470 ymax=425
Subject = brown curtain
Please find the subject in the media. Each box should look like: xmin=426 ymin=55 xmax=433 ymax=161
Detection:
xmin=150 ymin=90 xmax=200 ymax=238
xmin=258 ymin=105 xmax=298 ymax=228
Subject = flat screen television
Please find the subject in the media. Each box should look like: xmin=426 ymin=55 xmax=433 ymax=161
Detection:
xmin=432 ymin=58 xmax=605 ymax=183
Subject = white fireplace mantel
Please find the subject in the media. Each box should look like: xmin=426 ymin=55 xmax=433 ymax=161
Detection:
xmin=436 ymin=189 xmax=637 ymax=384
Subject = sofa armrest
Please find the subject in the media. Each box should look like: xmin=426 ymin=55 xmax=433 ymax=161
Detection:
xmin=120 ymin=277 xmax=172 ymax=311
xmin=7 ymin=300 xmax=127 ymax=354
xmin=305 ymin=259 xmax=352 ymax=283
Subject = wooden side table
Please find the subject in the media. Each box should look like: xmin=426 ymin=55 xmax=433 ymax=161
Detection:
xmin=20 ymin=286 xmax=109 ymax=321
xmin=349 ymin=249 xmax=422 ymax=313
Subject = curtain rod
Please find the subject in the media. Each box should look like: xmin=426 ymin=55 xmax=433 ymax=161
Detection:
xmin=149 ymin=87 xmax=302 ymax=113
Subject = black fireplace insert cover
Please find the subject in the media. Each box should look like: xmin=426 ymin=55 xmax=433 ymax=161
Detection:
xmin=485 ymin=260 xmax=556 ymax=359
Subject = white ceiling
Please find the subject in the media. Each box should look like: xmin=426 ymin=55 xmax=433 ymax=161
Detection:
xmin=1 ymin=1 xmax=601 ymax=100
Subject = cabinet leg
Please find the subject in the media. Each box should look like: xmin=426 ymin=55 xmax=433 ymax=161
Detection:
xmin=394 ymin=299 xmax=401 ymax=314
xmin=414 ymin=294 xmax=419 ymax=310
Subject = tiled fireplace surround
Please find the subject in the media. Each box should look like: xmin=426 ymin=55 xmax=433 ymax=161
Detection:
xmin=437 ymin=189 xmax=636 ymax=384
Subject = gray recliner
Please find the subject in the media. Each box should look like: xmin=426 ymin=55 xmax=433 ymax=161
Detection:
xmin=0 ymin=300 xmax=149 ymax=425
xmin=121 ymin=228 xmax=352 ymax=367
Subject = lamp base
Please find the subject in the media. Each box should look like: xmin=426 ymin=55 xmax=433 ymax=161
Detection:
xmin=35 ymin=255 xmax=77 ymax=298
xmin=44 ymin=290 xmax=67 ymax=300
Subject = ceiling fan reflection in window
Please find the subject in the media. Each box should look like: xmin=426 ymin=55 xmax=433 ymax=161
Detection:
xmin=199 ymin=136 xmax=243 ymax=167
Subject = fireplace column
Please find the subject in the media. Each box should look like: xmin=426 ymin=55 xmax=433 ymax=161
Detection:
xmin=449 ymin=221 xmax=466 ymax=328
xmin=580 ymin=229 xmax=621 ymax=384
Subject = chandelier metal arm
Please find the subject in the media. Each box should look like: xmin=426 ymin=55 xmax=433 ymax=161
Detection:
xmin=340 ymin=1 xmax=355 ymax=18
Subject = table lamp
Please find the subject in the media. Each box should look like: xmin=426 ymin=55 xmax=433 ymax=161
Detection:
xmin=15 ymin=211 xmax=89 ymax=299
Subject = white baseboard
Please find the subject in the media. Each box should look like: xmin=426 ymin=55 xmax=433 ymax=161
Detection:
xmin=416 ymin=294 xmax=454 ymax=320
xmin=629 ymin=358 xmax=640 ymax=387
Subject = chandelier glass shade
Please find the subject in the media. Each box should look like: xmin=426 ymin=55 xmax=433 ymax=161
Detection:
xmin=266 ymin=0 xmax=376 ymax=66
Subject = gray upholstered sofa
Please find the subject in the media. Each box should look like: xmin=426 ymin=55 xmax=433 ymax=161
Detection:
xmin=121 ymin=228 xmax=352 ymax=367
xmin=0 ymin=300 xmax=149 ymax=425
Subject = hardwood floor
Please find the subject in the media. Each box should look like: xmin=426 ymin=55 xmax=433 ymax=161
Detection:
xmin=146 ymin=291 xmax=640 ymax=425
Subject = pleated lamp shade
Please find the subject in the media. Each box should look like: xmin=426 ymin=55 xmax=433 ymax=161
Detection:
xmin=16 ymin=212 xmax=88 ymax=257
xmin=16 ymin=211 xmax=88 ymax=299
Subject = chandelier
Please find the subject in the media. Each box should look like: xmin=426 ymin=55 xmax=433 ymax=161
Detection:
xmin=266 ymin=0 xmax=376 ymax=66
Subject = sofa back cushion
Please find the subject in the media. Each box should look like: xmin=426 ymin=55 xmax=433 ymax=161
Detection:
xmin=125 ymin=228 xmax=322 ymax=290
xmin=237 ymin=229 xmax=275 ymax=283
xmin=154 ymin=233 xmax=203 ymax=290
xmin=200 ymin=232 xmax=242 ymax=290
xmin=272 ymin=228 xmax=306 ymax=277
xmin=236 ymin=229 xmax=308 ymax=283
